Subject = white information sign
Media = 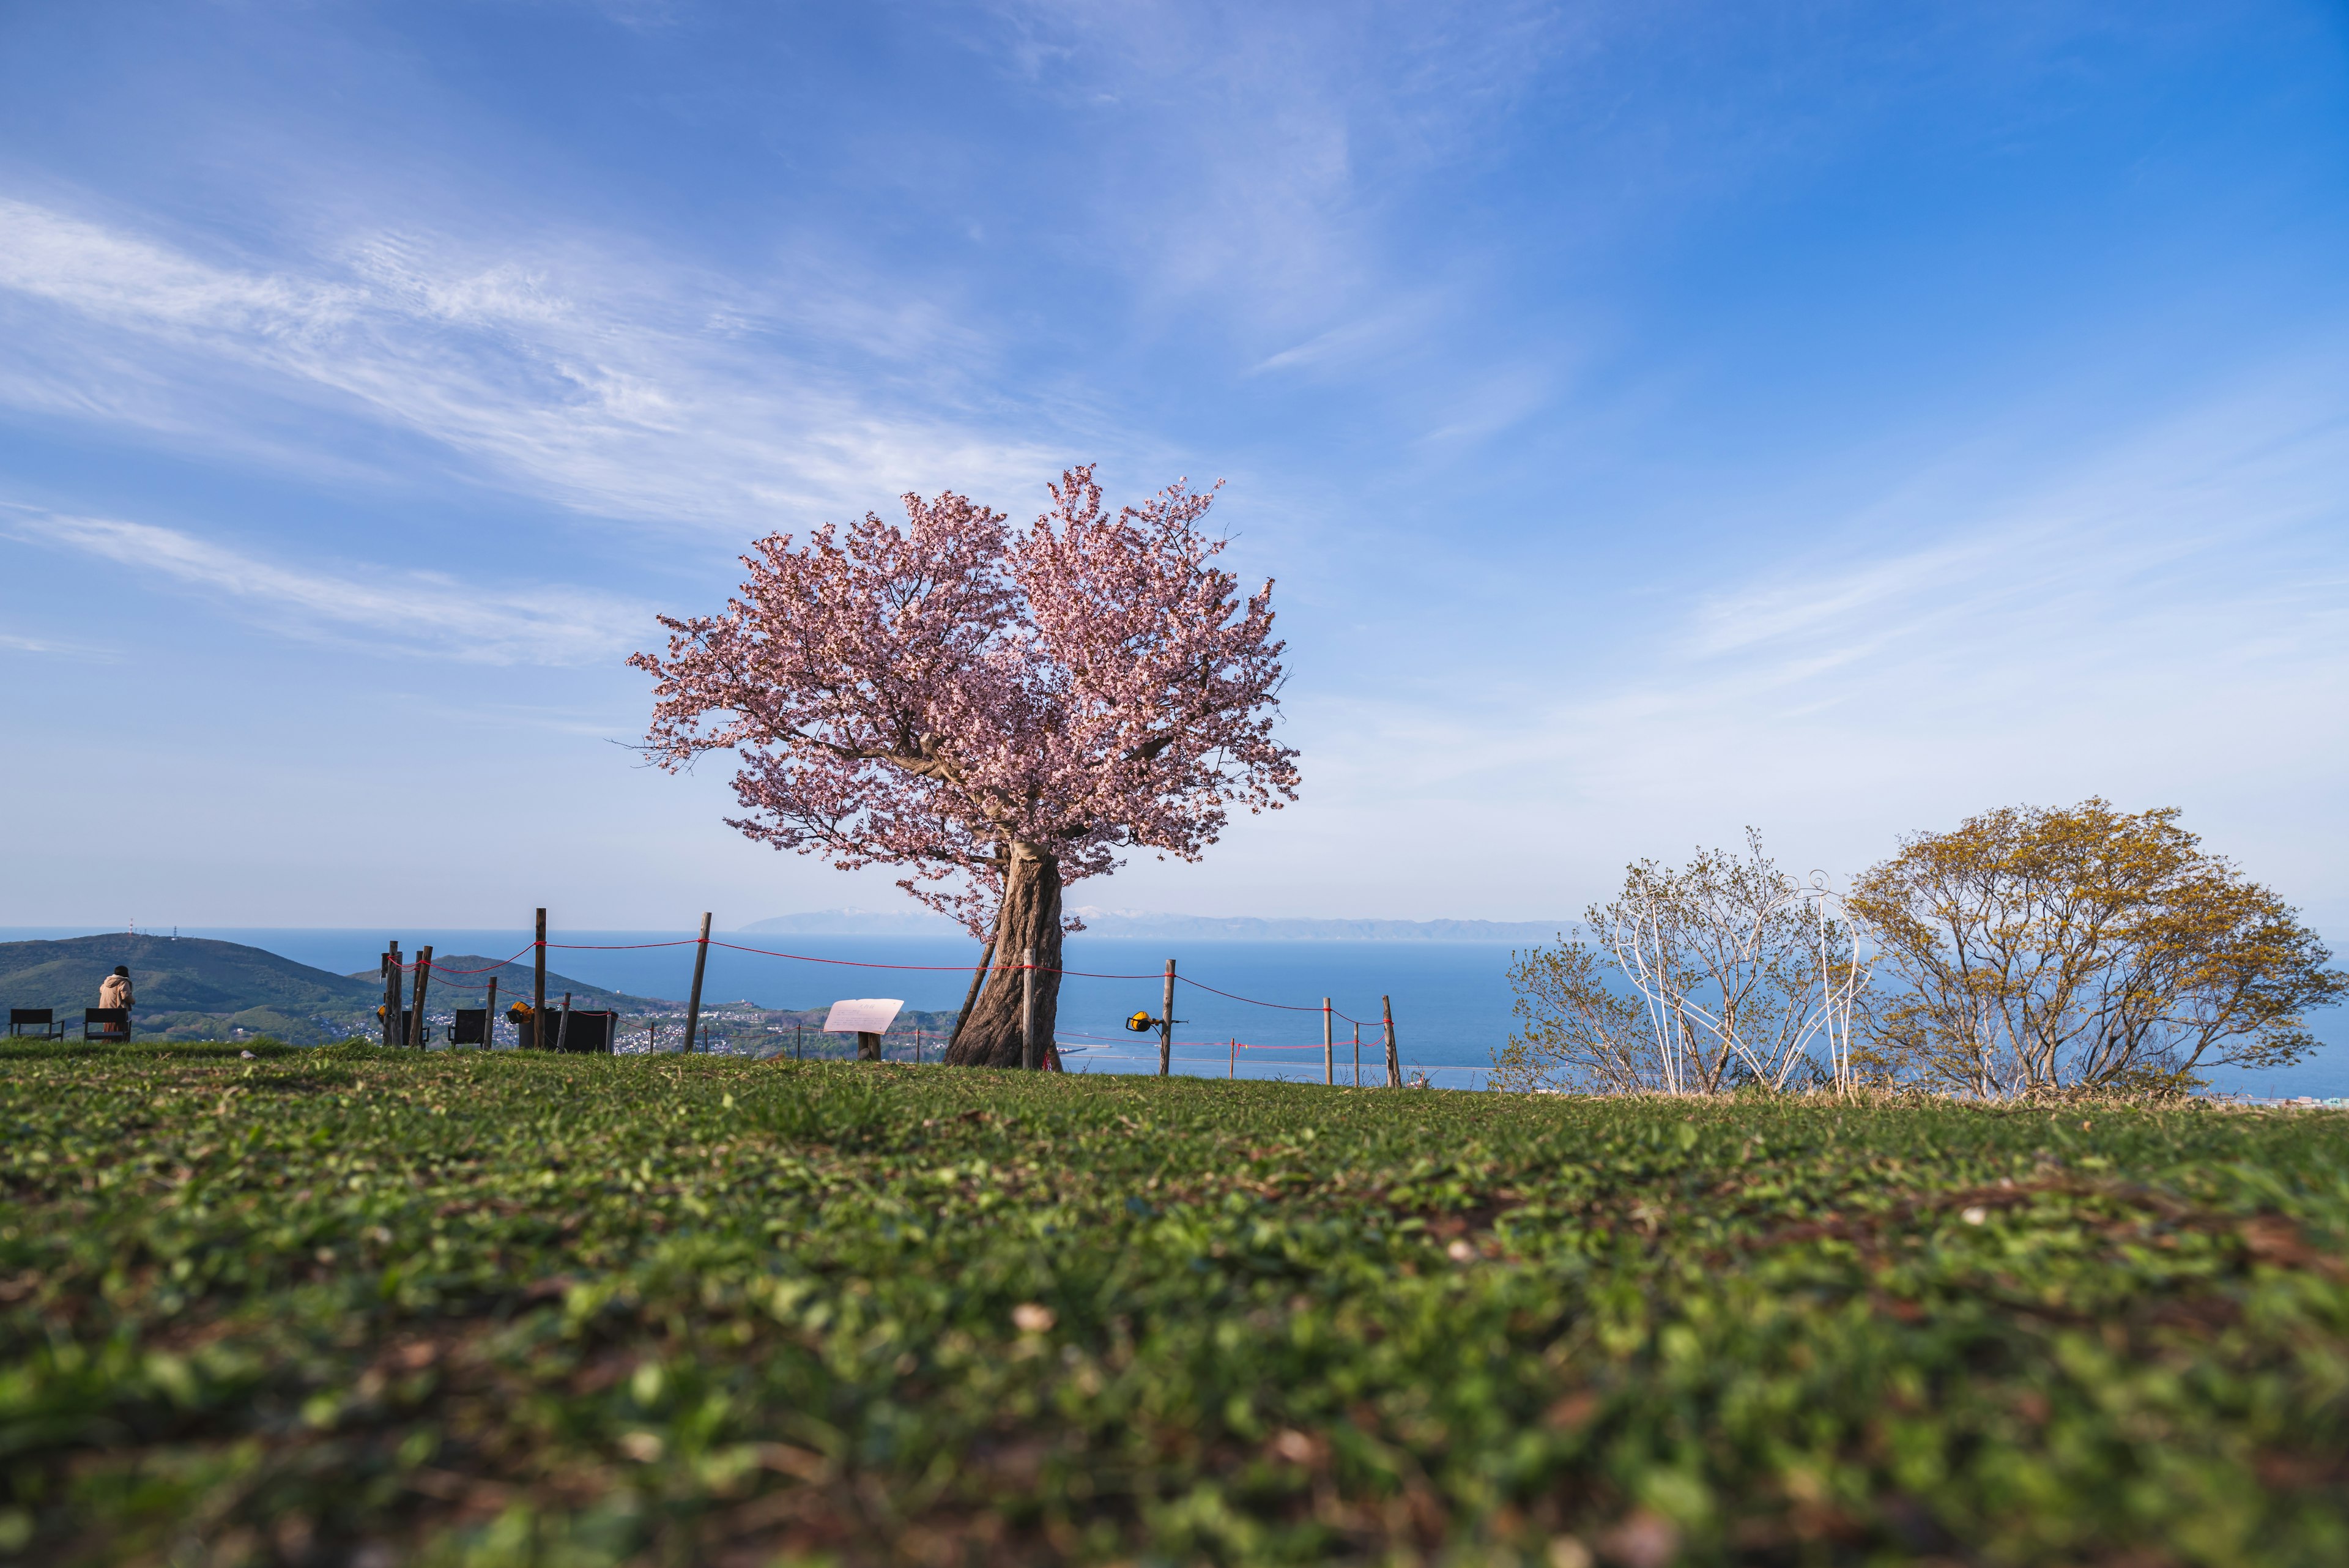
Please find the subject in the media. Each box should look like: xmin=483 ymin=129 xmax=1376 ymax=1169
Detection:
xmin=823 ymin=997 xmax=905 ymax=1035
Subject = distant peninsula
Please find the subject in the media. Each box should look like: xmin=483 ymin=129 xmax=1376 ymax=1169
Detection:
xmin=739 ymin=910 xmax=1568 ymax=942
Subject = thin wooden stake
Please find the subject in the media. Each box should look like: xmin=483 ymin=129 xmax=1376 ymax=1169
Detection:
xmin=1020 ymin=948 xmax=1037 ymax=1071
xmin=1159 ymin=959 xmax=1175 ymax=1077
xmin=380 ymin=943 xmax=401 ymax=1051
xmin=557 ymin=991 xmax=573 ymax=1053
xmin=533 ymin=909 xmax=547 ymax=1050
xmin=683 ymin=912 xmax=711 ymax=1055
xmin=1382 ymin=994 xmax=1401 ymax=1088
xmin=1228 ymin=1036 xmax=1236 ymax=1079
xmin=409 ymin=945 xmax=434 ymax=1049
xmin=1353 ymin=1022 xmax=1360 ymax=1088
xmin=485 ymin=976 xmax=499 ymax=1050
xmin=1323 ymin=997 xmax=1333 ymax=1085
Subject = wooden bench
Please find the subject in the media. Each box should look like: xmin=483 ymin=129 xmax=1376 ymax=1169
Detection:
xmin=445 ymin=1009 xmax=491 ymax=1049
xmin=7 ymin=1008 xmax=64 ymax=1039
xmin=84 ymin=1008 xmax=130 ymax=1042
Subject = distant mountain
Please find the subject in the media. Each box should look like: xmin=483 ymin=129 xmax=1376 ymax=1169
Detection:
xmin=0 ymin=933 xmax=379 ymax=1013
xmin=741 ymin=909 xmax=1567 ymax=943
xmin=0 ymin=934 xmax=793 ymax=1047
xmin=738 ymin=910 xmax=962 ymax=935
xmin=1064 ymin=912 xmax=1569 ymax=942
xmin=0 ymin=933 xmax=382 ymax=1043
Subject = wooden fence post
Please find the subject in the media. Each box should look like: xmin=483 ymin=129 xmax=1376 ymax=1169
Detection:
xmin=1228 ymin=1036 xmax=1236 ymax=1079
xmin=533 ymin=909 xmax=547 ymax=1050
xmin=1323 ymin=998 xmax=1333 ymax=1085
xmin=683 ymin=912 xmax=711 ymax=1055
xmin=1382 ymin=995 xmax=1401 ymax=1087
xmin=408 ymin=946 xmax=433 ymax=1049
xmin=484 ymin=976 xmax=499 ymax=1050
xmin=1160 ymin=959 xmax=1175 ymax=1076
xmin=380 ymin=943 xmax=401 ymax=1051
xmin=1353 ymin=1022 xmax=1361 ymax=1088
xmin=557 ymin=992 xmax=573 ymax=1053
xmin=1020 ymin=948 xmax=1037 ymax=1071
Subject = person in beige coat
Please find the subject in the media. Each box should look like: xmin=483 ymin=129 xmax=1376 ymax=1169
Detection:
xmin=98 ymin=965 xmax=133 ymax=1011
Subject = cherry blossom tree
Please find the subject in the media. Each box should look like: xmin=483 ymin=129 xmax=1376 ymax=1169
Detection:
xmin=631 ymin=466 xmax=1300 ymax=1068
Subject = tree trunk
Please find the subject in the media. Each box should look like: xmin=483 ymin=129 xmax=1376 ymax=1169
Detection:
xmin=944 ymin=844 xmax=1062 ymax=1068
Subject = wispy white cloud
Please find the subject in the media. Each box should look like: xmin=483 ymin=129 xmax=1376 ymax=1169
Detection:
xmin=9 ymin=508 xmax=649 ymax=665
xmin=0 ymin=198 xmax=1069 ymax=530
xmin=1244 ymin=291 xmax=1461 ymax=378
xmin=1272 ymin=367 xmax=2349 ymax=909
xmin=1678 ymin=383 xmax=2349 ymax=680
xmin=976 ymin=1 xmax=1575 ymax=340
xmin=0 ymin=630 xmax=115 ymax=661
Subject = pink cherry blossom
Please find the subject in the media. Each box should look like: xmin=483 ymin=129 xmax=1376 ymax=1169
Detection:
xmin=631 ymin=466 xmax=1299 ymax=1065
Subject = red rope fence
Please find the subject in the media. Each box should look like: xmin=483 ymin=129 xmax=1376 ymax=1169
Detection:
xmin=389 ymin=937 xmax=1370 ymax=1024
xmin=371 ymin=924 xmax=1415 ymax=1075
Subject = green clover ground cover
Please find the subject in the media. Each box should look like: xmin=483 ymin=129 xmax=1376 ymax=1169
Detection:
xmin=2 ymin=1044 xmax=2345 ymax=1567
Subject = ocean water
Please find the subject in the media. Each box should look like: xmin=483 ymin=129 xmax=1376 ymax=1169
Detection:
xmin=7 ymin=926 xmax=2340 ymax=1097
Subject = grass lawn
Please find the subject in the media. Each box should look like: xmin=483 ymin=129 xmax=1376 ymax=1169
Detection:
xmin=2 ymin=1043 xmax=2345 ymax=1567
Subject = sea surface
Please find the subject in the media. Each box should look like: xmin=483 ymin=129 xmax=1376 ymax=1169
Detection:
xmin=7 ymin=926 xmax=2340 ymax=1097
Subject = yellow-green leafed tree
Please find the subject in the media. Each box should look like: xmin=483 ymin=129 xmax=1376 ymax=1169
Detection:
xmin=1848 ymin=799 xmax=2343 ymax=1098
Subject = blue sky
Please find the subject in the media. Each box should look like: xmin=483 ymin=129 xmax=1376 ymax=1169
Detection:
xmin=2 ymin=1 xmax=2345 ymax=934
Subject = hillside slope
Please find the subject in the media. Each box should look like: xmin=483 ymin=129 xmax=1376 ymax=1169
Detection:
xmin=0 ymin=934 xmax=377 ymax=1014
xmin=0 ymin=936 xmax=936 ymax=1050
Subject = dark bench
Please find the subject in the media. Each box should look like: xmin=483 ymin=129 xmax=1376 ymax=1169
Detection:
xmin=558 ymin=1009 xmax=617 ymax=1053
xmin=7 ymin=1009 xmax=64 ymax=1039
xmin=513 ymin=1007 xmax=617 ymax=1053
xmin=445 ymin=1009 xmax=491 ymax=1049
xmin=84 ymin=1008 xmax=130 ymax=1042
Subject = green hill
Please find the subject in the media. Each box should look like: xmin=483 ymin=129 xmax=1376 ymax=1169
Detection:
xmin=0 ymin=935 xmax=938 ymax=1052
xmin=0 ymin=934 xmax=379 ymax=1016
